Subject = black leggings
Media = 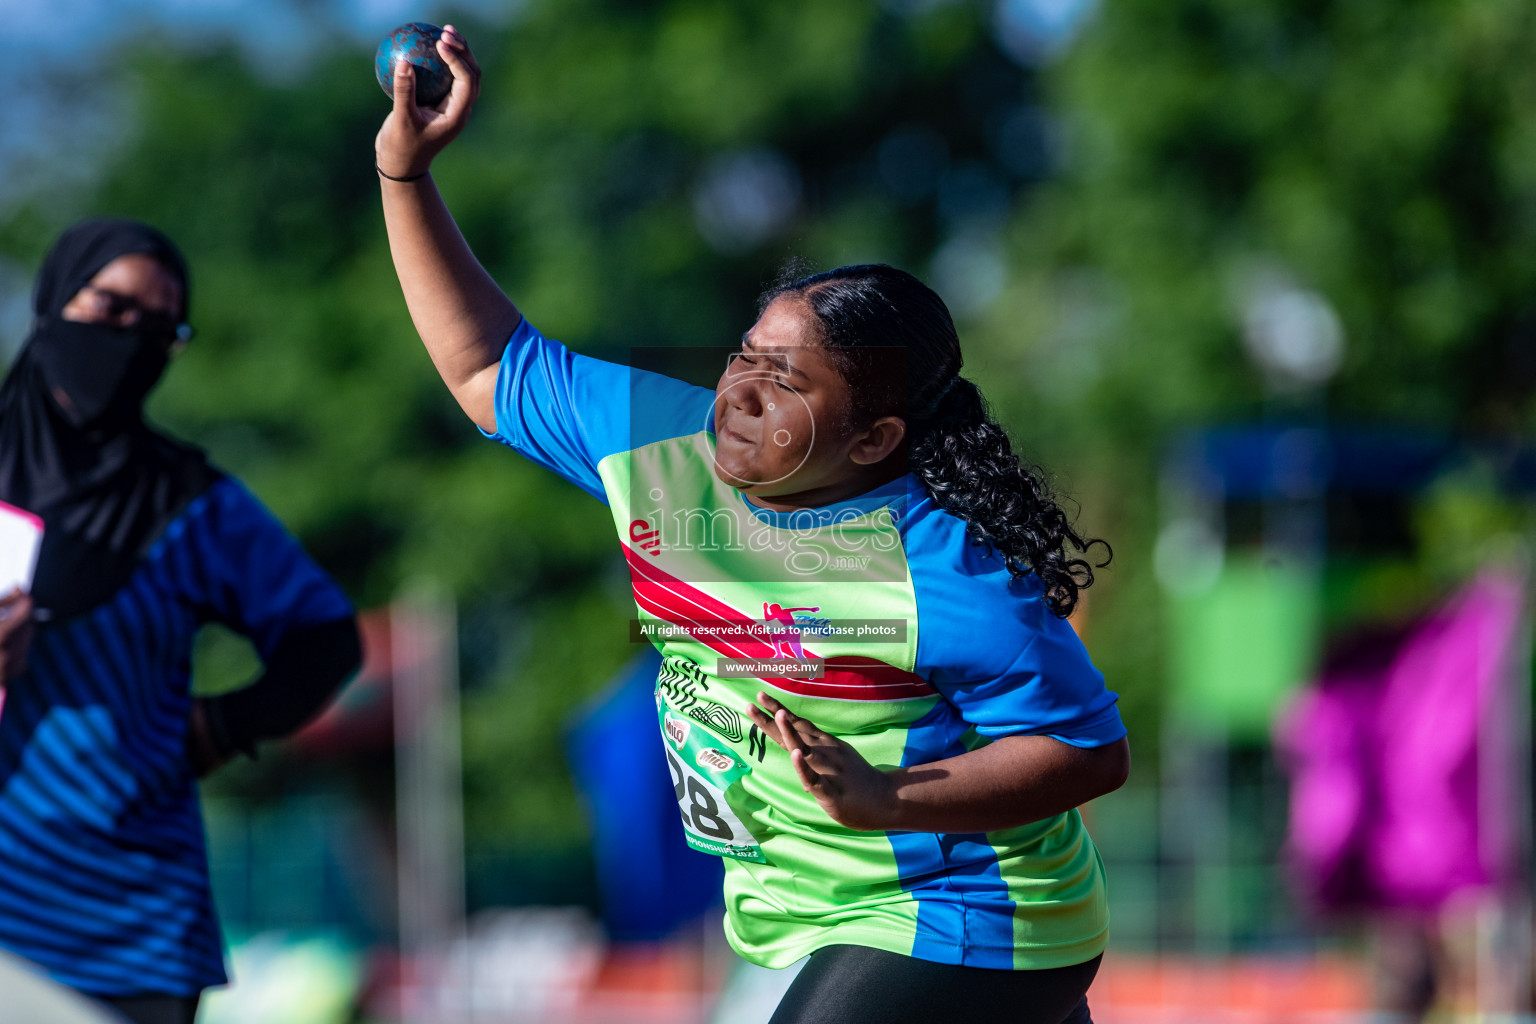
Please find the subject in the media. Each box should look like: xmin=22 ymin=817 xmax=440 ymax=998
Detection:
xmin=768 ymin=945 xmax=1100 ymax=1024
xmin=97 ymin=993 xmax=201 ymax=1024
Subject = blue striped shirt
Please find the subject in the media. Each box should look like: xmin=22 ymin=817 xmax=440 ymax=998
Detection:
xmin=0 ymin=477 xmax=353 ymax=996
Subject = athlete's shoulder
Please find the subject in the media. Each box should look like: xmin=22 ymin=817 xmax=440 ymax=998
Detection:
xmin=898 ymin=495 xmax=1078 ymax=685
xmin=899 ymin=495 xmax=1120 ymax=745
xmin=522 ymin=319 xmax=716 ymax=446
xmin=484 ymin=318 xmax=716 ymax=497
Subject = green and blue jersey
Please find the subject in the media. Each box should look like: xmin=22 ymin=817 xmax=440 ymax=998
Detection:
xmin=483 ymin=319 xmax=1125 ymax=970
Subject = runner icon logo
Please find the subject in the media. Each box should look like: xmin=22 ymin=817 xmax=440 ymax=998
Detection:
xmin=762 ymin=601 xmax=820 ymax=660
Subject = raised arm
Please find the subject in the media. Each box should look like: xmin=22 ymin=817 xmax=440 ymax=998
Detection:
xmin=375 ymin=25 xmax=519 ymax=433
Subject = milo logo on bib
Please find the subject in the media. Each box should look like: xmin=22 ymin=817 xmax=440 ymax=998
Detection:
xmin=664 ymin=713 xmax=690 ymax=749
xmin=657 ymin=708 xmax=764 ymax=863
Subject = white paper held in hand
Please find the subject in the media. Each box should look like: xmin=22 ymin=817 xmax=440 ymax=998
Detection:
xmin=0 ymin=500 xmax=43 ymax=597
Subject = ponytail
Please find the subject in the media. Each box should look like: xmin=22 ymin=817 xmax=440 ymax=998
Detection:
xmin=763 ymin=263 xmax=1109 ymax=618
xmin=909 ymin=377 xmax=1106 ymax=618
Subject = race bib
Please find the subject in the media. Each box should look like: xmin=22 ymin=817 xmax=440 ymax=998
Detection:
xmin=658 ymin=708 xmax=765 ymax=863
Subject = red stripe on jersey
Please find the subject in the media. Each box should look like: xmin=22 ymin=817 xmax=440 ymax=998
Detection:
xmin=625 ymin=545 xmax=934 ymax=702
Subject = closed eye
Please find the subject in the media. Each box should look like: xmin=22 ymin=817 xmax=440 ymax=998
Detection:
xmin=731 ymin=350 xmax=793 ymax=381
xmin=730 ymin=344 xmax=800 ymax=393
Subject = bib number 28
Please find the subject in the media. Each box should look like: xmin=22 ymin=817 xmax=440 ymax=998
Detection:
xmin=668 ymin=751 xmax=733 ymax=839
xmin=659 ymin=710 xmax=765 ymax=863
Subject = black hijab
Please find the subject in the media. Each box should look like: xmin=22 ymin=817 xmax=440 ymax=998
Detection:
xmin=0 ymin=218 xmax=221 ymax=621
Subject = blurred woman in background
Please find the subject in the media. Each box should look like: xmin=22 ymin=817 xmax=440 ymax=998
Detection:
xmin=0 ymin=219 xmax=362 ymax=1024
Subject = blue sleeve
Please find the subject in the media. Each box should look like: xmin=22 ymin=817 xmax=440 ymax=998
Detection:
xmin=937 ymin=614 xmax=1127 ymax=747
xmin=907 ymin=505 xmax=1126 ymax=748
xmin=173 ymin=479 xmax=355 ymax=658
xmin=479 ymin=318 xmax=717 ymax=502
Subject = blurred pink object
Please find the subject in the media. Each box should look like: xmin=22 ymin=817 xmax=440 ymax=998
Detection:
xmin=1276 ymin=571 xmax=1525 ymax=911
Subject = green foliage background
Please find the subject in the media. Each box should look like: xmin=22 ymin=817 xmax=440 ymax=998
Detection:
xmin=5 ymin=0 xmax=1536 ymax=894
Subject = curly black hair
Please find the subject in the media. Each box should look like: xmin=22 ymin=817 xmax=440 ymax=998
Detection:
xmin=760 ymin=263 xmax=1109 ymax=618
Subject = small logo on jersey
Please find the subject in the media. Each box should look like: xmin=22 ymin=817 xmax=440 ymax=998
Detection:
xmin=664 ymin=713 xmax=691 ymax=749
xmin=763 ymin=602 xmax=821 ymax=659
xmin=688 ymin=700 xmax=744 ymax=742
xmin=696 ymin=748 xmax=735 ymax=773
xmin=630 ymin=519 xmax=661 ymax=556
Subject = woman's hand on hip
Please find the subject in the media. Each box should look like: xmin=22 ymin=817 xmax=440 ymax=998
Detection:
xmin=749 ymin=690 xmax=901 ymax=832
xmin=375 ymin=24 xmax=482 ymax=179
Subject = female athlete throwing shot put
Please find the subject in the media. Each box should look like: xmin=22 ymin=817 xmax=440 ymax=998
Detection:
xmin=377 ymin=28 xmax=1130 ymax=1024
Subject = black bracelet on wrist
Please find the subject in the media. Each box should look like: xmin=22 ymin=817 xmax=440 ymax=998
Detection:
xmin=376 ymin=163 xmax=428 ymax=182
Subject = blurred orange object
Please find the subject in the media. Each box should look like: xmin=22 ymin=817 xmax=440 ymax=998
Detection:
xmin=1091 ymin=953 xmax=1371 ymax=1023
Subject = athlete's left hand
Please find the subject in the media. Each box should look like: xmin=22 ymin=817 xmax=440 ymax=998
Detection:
xmin=375 ymin=24 xmax=481 ymax=180
xmin=749 ymin=691 xmax=901 ymax=831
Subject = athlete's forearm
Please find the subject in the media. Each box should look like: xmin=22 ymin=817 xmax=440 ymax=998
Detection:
xmin=374 ymin=26 xmax=513 ymax=433
xmin=881 ymin=735 xmax=1130 ymax=834
xmin=754 ymin=692 xmax=1131 ymax=834
xmin=380 ymin=174 xmax=521 ymax=432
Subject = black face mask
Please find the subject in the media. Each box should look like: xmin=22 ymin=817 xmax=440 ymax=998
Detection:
xmin=27 ymin=317 xmax=170 ymax=432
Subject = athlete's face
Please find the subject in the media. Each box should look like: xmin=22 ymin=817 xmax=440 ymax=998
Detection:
xmin=712 ymin=296 xmax=906 ymax=505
